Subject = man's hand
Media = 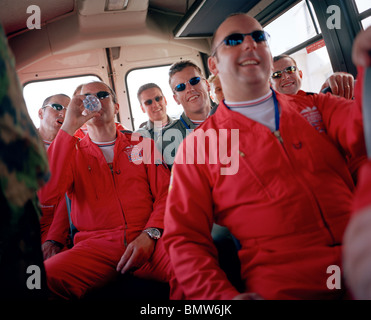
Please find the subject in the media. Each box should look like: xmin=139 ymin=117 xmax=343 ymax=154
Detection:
xmin=61 ymin=95 xmax=100 ymax=136
xmin=352 ymin=26 xmax=371 ymax=68
xmin=42 ymin=241 xmax=62 ymax=260
xmin=320 ymin=72 xmax=354 ymax=99
xmin=116 ymin=232 xmax=156 ymax=274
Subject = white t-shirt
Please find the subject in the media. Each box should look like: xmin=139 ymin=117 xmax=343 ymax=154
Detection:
xmin=225 ymin=91 xmax=277 ymax=132
xmin=91 ymin=139 xmax=116 ymax=164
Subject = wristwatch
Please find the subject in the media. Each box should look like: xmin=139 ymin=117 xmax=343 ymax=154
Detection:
xmin=143 ymin=228 xmax=162 ymax=240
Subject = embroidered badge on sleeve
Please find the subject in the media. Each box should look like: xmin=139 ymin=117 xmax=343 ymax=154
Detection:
xmin=300 ymin=106 xmax=326 ymax=133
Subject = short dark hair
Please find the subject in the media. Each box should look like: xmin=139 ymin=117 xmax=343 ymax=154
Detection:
xmin=42 ymin=93 xmax=70 ymax=108
xmin=168 ymin=60 xmax=203 ymax=90
xmin=137 ymin=83 xmax=163 ymax=102
xmin=273 ymin=54 xmax=297 ymax=66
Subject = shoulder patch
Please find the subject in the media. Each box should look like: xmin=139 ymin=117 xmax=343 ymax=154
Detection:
xmin=123 ymin=145 xmax=143 ymax=163
xmin=300 ymin=106 xmax=326 ymax=133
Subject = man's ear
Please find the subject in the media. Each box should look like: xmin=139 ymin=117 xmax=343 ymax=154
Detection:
xmin=173 ymin=93 xmax=181 ymax=105
xmin=208 ymin=56 xmax=218 ymax=76
xmin=114 ymin=103 xmax=120 ymax=114
xmin=299 ymin=70 xmax=303 ymax=79
xmin=38 ymin=108 xmax=43 ymax=119
xmin=140 ymin=104 xmax=146 ymax=113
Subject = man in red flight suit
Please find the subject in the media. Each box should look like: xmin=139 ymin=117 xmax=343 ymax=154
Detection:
xmin=37 ymin=94 xmax=72 ymax=260
xmin=41 ymin=81 xmax=173 ymax=299
xmin=163 ymin=14 xmax=368 ymax=300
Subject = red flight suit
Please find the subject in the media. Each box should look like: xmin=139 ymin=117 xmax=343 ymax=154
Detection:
xmin=164 ymin=68 xmax=366 ymax=300
xmin=41 ymin=129 xmax=172 ymax=299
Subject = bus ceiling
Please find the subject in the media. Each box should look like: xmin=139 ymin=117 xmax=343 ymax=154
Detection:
xmin=0 ymin=0 xmax=290 ymax=71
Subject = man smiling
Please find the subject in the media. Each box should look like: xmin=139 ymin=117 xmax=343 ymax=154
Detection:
xmin=271 ymin=56 xmax=303 ymax=95
xmin=169 ymin=60 xmax=212 ymax=123
xmin=137 ymin=83 xmax=175 ymax=132
xmin=271 ymin=54 xmax=355 ymax=99
xmin=144 ymin=60 xmax=213 ymax=167
xmin=163 ymin=13 xmax=367 ymax=300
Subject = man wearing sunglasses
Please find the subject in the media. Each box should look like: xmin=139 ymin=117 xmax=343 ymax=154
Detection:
xmin=169 ymin=60 xmax=212 ymax=125
xmin=164 ymin=13 xmax=367 ymax=300
xmin=38 ymin=94 xmax=70 ymax=147
xmin=40 ymin=81 xmax=174 ymax=299
xmin=135 ymin=83 xmax=176 ymax=142
xmin=72 ymin=84 xmax=126 ymax=139
xmin=270 ymin=55 xmax=361 ymax=182
xmin=150 ymin=60 xmax=213 ymax=167
xmin=37 ymin=94 xmax=72 ymax=261
xmin=271 ymin=54 xmax=355 ymax=99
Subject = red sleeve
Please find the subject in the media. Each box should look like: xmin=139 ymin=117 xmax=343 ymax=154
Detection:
xmin=45 ymin=196 xmax=71 ymax=246
xmin=316 ymin=67 xmax=366 ymax=180
xmin=163 ymin=138 xmax=239 ymax=300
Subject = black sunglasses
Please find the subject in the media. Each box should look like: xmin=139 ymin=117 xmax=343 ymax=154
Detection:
xmin=43 ymin=103 xmax=66 ymax=111
xmin=143 ymin=96 xmax=163 ymax=106
xmin=173 ymin=77 xmax=201 ymax=92
xmin=212 ymin=30 xmax=270 ymax=56
xmin=84 ymin=91 xmax=110 ymax=100
xmin=271 ymin=66 xmax=297 ymax=79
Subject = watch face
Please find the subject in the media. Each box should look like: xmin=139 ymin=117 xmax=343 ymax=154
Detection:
xmin=147 ymin=228 xmax=161 ymax=240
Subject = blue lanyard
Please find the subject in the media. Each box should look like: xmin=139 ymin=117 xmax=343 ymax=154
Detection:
xmin=271 ymin=88 xmax=280 ymax=131
xmin=180 ymin=115 xmax=192 ymax=131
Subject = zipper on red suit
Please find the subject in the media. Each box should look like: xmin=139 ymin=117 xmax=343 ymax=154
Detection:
xmin=109 ymin=163 xmax=128 ymax=247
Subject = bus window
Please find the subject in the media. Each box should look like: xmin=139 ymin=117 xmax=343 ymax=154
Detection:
xmin=361 ymin=16 xmax=371 ymax=29
xmin=23 ymin=75 xmax=100 ymax=128
xmin=355 ymin=0 xmax=370 ymax=13
xmin=289 ymin=45 xmax=333 ymax=93
xmin=264 ymin=1 xmax=320 ymax=57
xmin=126 ymin=65 xmax=183 ymax=130
xmin=264 ymin=0 xmax=333 ymax=93
xmin=354 ymin=0 xmax=371 ymax=29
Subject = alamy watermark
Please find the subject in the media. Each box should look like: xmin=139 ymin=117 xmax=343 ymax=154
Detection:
xmin=326 ymin=5 xmax=341 ymax=30
xmin=26 ymin=265 xmax=41 ymax=290
xmin=27 ymin=5 xmax=41 ymax=30
xmin=26 ymin=4 xmax=342 ymax=31
xmin=131 ymin=126 xmax=240 ymax=176
xmin=326 ymin=265 xmax=341 ymax=290
xmin=25 ymin=263 xmax=342 ymax=292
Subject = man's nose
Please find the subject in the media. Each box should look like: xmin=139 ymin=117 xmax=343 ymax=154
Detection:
xmin=281 ymin=71 xmax=290 ymax=80
xmin=241 ymin=35 xmax=257 ymax=51
xmin=152 ymin=100 xmax=161 ymax=107
xmin=185 ymin=82 xmax=197 ymax=92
